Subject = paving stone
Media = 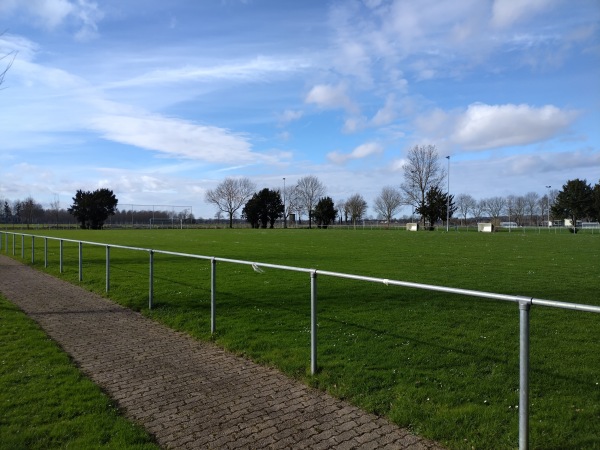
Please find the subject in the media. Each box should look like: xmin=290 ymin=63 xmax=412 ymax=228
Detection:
xmin=0 ymin=254 xmax=445 ymax=449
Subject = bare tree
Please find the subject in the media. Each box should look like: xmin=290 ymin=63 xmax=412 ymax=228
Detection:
xmin=336 ymin=199 xmax=346 ymax=225
xmin=20 ymin=196 xmax=43 ymax=229
xmin=400 ymin=144 xmax=445 ymax=225
xmin=177 ymin=208 xmax=193 ymax=223
xmin=473 ymin=199 xmax=486 ymax=223
xmin=373 ymin=186 xmax=403 ymax=226
xmin=506 ymin=195 xmax=526 ymax=225
xmin=1 ymin=33 xmax=16 ymax=88
xmin=483 ymin=196 xmax=506 ymax=223
xmin=49 ymin=195 xmax=61 ymax=226
xmin=295 ymin=176 xmax=326 ymax=228
xmin=514 ymin=196 xmax=526 ymax=225
xmin=456 ymin=193 xmax=476 ymax=225
xmin=205 ymin=177 xmax=256 ymax=228
xmin=524 ymin=192 xmax=540 ymax=225
xmin=345 ymin=193 xmax=368 ymax=228
xmin=283 ymin=184 xmax=301 ymax=225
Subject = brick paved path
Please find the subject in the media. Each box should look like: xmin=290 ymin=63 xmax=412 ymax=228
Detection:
xmin=0 ymin=254 xmax=444 ymax=449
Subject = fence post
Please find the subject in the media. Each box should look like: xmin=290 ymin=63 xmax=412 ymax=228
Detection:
xmin=106 ymin=245 xmax=110 ymax=292
xmin=211 ymin=257 xmax=216 ymax=334
xmin=44 ymin=237 xmax=48 ymax=268
xmin=31 ymin=236 xmax=35 ymax=264
xmin=519 ymin=300 xmax=531 ymax=450
xmin=311 ymin=270 xmax=318 ymax=375
xmin=21 ymin=234 xmax=24 ymax=259
xmin=12 ymin=233 xmax=15 ymax=255
xmin=148 ymin=250 xmax=154 ymax=309
xmin=78 ymin=241 xmax=83 ymax=281
xmin=59 ymin=240 xmax=64 ymax=273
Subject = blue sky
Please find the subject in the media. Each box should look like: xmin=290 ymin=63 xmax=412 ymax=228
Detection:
xmin=1 ymin=0 xmax=599 ymax=219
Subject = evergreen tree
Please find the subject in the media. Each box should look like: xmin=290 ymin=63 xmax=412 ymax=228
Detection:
xmin=242 ymin=188 xmax=284 ymax=229
xmin=312 ymin=197 xmax=337 ymax=228
xmin=551 ymin=179 xmax=593 ymax=232
xmin=416 ymin=186 xmax=456 ymax=228
xmin=68 ymin=188 xmax=118 ymax=229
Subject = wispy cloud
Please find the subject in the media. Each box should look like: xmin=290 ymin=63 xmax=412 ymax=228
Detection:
xmin=327 ymin=142 xmax=383 ymax=164
xmin=104 ymin=56 xmax=312 ymax=89
xmin=88 ymin=113 xmax=258 ymax=164
xmin=278 ymin=109 xmax=304 ymax=125
xmin=491 ymin=0 xmax=560 ymax=29
xmin=1 ymin=0 xmax=104 ymax=40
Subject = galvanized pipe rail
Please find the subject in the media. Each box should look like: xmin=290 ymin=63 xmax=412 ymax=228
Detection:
xmin=1 ymin=231 xmax=599 ymax=450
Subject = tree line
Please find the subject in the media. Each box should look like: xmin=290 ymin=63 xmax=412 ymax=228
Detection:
xmin=0 ymin=189 xmax=194 ymax=229
xmin=205 ymin=145 xmax=600 ymax=230
xmin=204 ymin=176 xmax=372 ymax=229
xmin=3 ymin=146 xmax=599 ymax=230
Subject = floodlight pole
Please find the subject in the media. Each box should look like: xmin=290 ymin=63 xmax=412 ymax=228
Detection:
xmin=283 ymin=177 xmax=287 ymax=229
xmin=446 ymin=156 xmax=450 ymax=232
xmin=545 ymin=185 xmax=551 ymax=227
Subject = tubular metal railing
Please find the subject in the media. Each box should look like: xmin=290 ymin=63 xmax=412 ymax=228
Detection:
xmin=1 ymin=231 xmax=599 ymax=450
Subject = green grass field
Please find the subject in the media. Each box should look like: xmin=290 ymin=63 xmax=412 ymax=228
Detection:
xmin=2 ymin=228 xmax=599 ymax=449
xmin=0 ymin=294 xmax=159 ymax=449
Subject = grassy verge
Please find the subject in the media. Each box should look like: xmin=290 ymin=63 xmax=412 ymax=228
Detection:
xmin=2 ymin=228 xmax=599 ymax=449
xmin=0 ymin=295 xmax=159 ymax=449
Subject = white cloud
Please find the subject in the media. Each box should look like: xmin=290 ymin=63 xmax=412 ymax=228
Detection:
xmin=506 ymin=148 xmax=600 ymax=175
xmin=452 ymin=103 xmax=578 ymax=150
xmin=415 ymin=103 xmax=579 ymax=151
xmin=327 ymin=142 xmax=383 ymax=164
xmin=0 ymin=34 xmax=38 ymax=61
xmin=324 ymin=0 xmax=592 ymax=87
xmin=371 ymin=94 xmax=396 ymax=126
xmin=3 ymin=0 xmax=104 ymax=39
xmin=343 ymin=116 xmax=368 ymax=133
xmin=278 ymin=109 xmax=304 ymax=125
xmin=305 ymin=83 xmax=357 ymax=113
xmin=30 ymin=0 xmax=74 ymax=29
xmin=88 ymin=114 xmax=259 ymax=164
xmin=491 ymin=0 xmax=559 ymax=29
xmin=446 ymin=147 xmax=600 ymax=202
xmin=73 ymin=0 xmax=104 ymax=41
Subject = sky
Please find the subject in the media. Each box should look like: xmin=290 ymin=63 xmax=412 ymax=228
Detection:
xmin=1 ymin=0 xmax=599 ymax=219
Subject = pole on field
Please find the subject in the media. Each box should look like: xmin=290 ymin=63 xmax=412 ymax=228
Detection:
xmin=44 ymin=238 xmax=48 ymax=268
xmin=211 ymin=257 xmax=216 ymax=334
xmin=106 ymin=246 xmax=110 ymax=292
xmin=446 ymin=155 xmax=450 ymax=232
xmin=311 ymin=270 xmax=318 ymax=375
xmin=31 ymin=236 xmax=35 ymax=264
xmin=59 ymin=240 xmax=64 ymax=273
xmin=149 ymin=250 xmax=154 ymax=309
xmin=78 ymin=242 xmax=83 ymax=282
xmin=519 ymin=300 xmax=531 ymax=450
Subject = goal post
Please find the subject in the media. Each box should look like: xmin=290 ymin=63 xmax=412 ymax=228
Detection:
xmin=111 ymin=204 xmax=193 ymax=228
xmin=478 ymin=223 xmax=493 ymax=233
xmin=149 ymin=218 xmax=183 ymax=229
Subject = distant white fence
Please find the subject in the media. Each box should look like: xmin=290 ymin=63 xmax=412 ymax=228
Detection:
xmin=1 ymin=231 xmax=599 ymax=450
xmin=581 ymin=222 xmax=600 ymax=229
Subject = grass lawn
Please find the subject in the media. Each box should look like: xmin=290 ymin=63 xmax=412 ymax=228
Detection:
xmin=2 ymin=227 xmax=599 ymax=449
xmin=0 ymin=294 xmax=159 ymax=449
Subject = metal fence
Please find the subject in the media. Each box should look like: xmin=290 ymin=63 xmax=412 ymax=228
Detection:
xmin=1 ymin=231 xmax=599 ymax=450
